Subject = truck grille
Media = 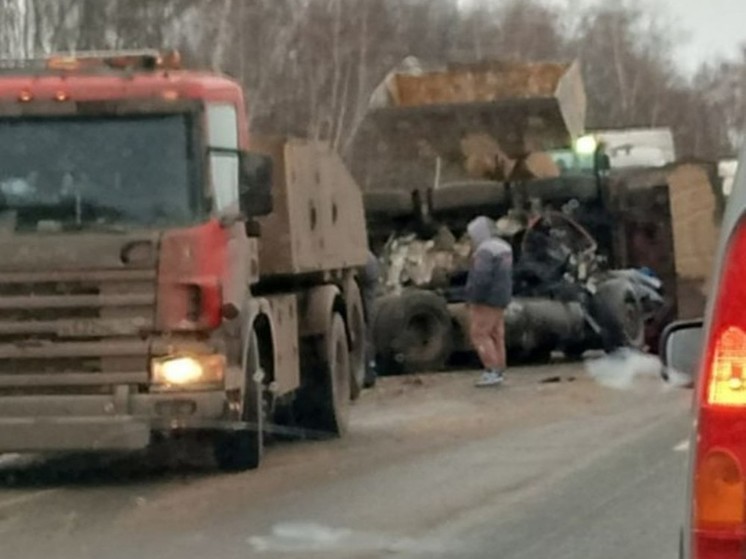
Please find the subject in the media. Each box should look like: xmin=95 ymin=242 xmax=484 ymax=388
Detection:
xmin=0 ymin=269 xmax=156 ymax=390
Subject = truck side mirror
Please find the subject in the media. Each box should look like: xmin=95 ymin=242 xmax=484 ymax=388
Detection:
xmin=239 ymin=152 xmax=273 ymax=219
xmin=660 ymin=319 xmax=704 ymax=381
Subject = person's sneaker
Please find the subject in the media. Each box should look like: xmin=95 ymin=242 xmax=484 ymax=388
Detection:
xmin=475 ymin=370 xmax=504 ymax=388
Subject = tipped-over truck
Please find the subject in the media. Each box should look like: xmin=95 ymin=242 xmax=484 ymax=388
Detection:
xmin=349 ymin=59 xmax=664 ymax=373
xmin=0 ymin=50 xmax=370 ymax=470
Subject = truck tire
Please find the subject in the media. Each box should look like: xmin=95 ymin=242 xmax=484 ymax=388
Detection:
xmin=345 ymin=281 xmax=366 ymax=401
xmin=431 ymin=181 xmax=508 ymax=213
xmin=373 ymin=289 xmax=453 ymax=374
xmin=213 ymin=332 xmax=264 ymax=472
xmin=562 ymin=343 xmax=587 ymax=361
xmin=297 ymin=313 xmax=351 ymax=437
xmin=593 ymin=279 xmax=645 ymax=352
xmin=524 ymin=176 xmax=599 ymax=203
xmin=363 ymin=190 xmax=413 ymax=217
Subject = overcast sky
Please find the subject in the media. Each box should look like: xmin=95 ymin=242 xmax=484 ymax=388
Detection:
xmin=653 ymin=0 xmax=746 ymax=71
xmin=471 ymin=0 xmax=746 ymax=72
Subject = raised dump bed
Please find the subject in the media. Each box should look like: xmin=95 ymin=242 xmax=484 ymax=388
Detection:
xmin=348 ymin=59 xmax=587 ymax=193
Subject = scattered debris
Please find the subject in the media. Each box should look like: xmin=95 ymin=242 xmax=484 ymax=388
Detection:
xmin=402 ymin=376 xmax=426 ymax=387
xmin=539 ymin=375 xmax=577 ymax=384
xmin=247 ymin=522 xmax=455 ymax=554
xmin=584 ymin=348 xmax=688 ymax=391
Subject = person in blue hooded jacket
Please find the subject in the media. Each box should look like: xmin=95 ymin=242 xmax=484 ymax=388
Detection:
xmin=465 ymin=216 xmax=514 ymax=387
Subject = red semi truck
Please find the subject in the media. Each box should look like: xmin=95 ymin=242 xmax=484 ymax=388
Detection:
xmin=0 ymin=50 xmax=370 ymax=471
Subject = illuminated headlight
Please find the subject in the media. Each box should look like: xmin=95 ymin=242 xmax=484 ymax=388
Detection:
xmin=575 ymin=134 xmax=599 ymax=155
xmin=151 ymin=355 xmax=225 ymax=389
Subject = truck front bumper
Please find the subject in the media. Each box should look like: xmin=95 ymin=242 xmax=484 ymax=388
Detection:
xmin=0 ymin=391 xmax=227 ymax=453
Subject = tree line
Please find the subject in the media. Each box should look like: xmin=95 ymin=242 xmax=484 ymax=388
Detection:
xmin=0 ymin=0 xmax=743 ymax=161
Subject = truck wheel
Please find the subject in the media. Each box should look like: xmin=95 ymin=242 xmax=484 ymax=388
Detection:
xmin=593 ymin=279 xmax=645 ymax=352
xmin=431 ymin=181 xmax=508 ymax=213
xmin=524 ymin=176 xmax=599 ymax=202
xmin=563 ymin=343 xmax=587 ymax=361
xmin=297 ymin=313 xmax=351 ymax=437
xmin=363 ymin=190 xmax=414 ymax=217
xmin=374 ymin=290 xmax=453 ymax=374
xmin=345 ymin=282 xmax=366 ymax=401
xmin=213 ymin=332 xmax=264 ymax=472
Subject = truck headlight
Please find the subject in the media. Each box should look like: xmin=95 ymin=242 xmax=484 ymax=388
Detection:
xmin=151 ymin=355 xmax=225 ymax=388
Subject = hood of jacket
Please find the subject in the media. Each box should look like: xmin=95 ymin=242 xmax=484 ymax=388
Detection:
xmin=467 ymin=216 xmax=495 ymax=246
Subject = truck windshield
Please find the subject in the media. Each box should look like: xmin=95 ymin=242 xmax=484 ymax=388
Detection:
xmin=0 ymin=113 xmax=200 ymax=232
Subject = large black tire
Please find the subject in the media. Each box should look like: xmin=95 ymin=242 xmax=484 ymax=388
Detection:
xmin=296 ymin=313 xmax=351 ymax=437
xmin=373 ymin=289 xmax=453 ymax=374
xmin=345 ymin=281 xmax=366 ymax=401
xmin=593 ymin=279 xmax=645 ymax=352
xmin=363 ymin=190 xmax=414 ymax=218
xmin=431 ymin=181 xmax=508 ymax=213
xmin=562 ymin=343 xmax=587 ymax=361
xmin=213 ymin=332 xmax=264 ymax=472
xmin=524 ymin=176 xmax=599 ymax=203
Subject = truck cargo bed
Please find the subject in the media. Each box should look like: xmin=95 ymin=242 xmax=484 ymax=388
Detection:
xmin=252 ymin=138 xmax=369 ymax=277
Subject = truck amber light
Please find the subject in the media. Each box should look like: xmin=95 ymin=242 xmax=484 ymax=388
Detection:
xmin=54 ymin=90 xmax=69 ymax=102
xmin=46 ymin=56 xmax=81 ymax=71
xmin=707 ymin=327 xmax=746 ymax=406
xmin=696 ymin=450 xmax=745 ymax=526
xmin=161 ymin=89 xmax=179 ymax=101
xmin=18 ymin=90 xmax=32 ymax=102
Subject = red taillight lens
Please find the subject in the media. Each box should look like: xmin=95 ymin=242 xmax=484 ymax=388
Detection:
xmin=706 ymin=327 xmax=746 ymax=406
xmin=695 ymin=218 xmax=746 ymax=557
xmin=696 ymin=450 xmax=744 ymax=527
xmin=695 ymin=536 xmax=743 ymax=558
xmin=701 ymin=219 xmax=746 ymax=408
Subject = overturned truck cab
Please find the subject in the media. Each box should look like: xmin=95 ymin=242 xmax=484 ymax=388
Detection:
xmin=370 ymin=211 xmax=663 ymax=374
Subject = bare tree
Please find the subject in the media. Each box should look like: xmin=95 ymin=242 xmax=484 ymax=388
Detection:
xmin=0 ymin=0 xmax=739 ymax=159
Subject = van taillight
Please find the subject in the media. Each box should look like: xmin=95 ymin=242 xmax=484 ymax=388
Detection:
xmin=706 ymin=327 xmax=746 ymax=406
xmin=695 ymin=219 xmax=746 ymax=557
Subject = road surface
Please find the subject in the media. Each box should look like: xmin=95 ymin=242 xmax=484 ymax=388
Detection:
xmin=0 ymin=361 xmax=690 ymax=559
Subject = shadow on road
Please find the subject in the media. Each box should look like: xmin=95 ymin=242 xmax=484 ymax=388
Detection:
xmin=0 ymin=439 xmax=219 ymax=489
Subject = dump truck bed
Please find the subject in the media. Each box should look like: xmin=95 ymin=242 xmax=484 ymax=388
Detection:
xmin=349 ymin=59 xmax=586 ymax=193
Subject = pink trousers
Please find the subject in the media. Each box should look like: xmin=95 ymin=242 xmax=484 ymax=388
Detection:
xmin=468 ymin=304 xmax=507 ymax=370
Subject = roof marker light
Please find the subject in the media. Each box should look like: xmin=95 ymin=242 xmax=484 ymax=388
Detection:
xmin=46 ymin=56 xmax=81 ymax=71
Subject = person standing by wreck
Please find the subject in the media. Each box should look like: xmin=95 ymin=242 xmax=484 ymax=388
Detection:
xmin=466 ymin=216 xmax=513 ymax=387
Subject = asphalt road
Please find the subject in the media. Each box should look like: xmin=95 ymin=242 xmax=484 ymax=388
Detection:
xmin=0 ymin=361 xmax=691 ymax=559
